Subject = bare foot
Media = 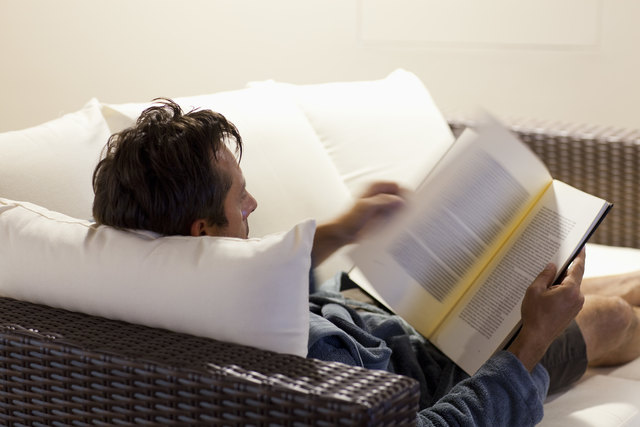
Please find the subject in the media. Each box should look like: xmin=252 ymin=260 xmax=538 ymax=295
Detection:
xmin=577 ymin=297 xmax=640 ymax=366
xmin=582 ymin=272 xmax=640 ymax=306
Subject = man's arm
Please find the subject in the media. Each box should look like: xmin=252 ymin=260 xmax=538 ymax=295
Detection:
xmin=311 ymin=182 xmax=405 ymax=266
xmin=416 ymin=350 xmax=549 ymax=426
xmin=416 ymin=255 xmax=585 ymax=426
xmin=508 ymin=249 xmax=586 ymax=371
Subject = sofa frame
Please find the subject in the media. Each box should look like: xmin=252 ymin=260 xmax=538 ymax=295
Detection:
xmin=1 ymin=120 xmax=639 ymax=425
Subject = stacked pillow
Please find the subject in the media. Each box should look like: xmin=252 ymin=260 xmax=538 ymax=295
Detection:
xmin=0 ymin=69 xmax=454 ymax=356
xmin=249 ymin=69 xmax=454 ymax=195
xmin=0 ymin=98 xmax=111 ymax=220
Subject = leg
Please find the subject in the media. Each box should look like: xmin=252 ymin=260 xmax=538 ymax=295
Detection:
xmin=582 ymin=272 xmax=640 ymax=306
xmin=539 ymin=321 xmax=588 ymax=394
xmin=575 ymin=294 xmax=640 ymax=366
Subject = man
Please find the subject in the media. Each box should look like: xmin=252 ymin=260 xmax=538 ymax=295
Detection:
xmin=93 ymin=99 xmax=640 ymax=425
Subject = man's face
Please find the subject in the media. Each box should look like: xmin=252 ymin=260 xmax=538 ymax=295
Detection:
xmin=202 ymin=147 xmax=257 ymax=239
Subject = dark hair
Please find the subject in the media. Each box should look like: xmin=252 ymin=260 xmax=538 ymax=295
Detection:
xmin=92 ymin=98 xmax=243 ymax=235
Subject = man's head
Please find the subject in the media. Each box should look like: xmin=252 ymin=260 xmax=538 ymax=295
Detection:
xmin=92 ymin=98 xmax=256 ymax=238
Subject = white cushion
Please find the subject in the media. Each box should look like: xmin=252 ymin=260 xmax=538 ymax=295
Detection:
xmin=0 ymin=198 xmax=315 ymax=357
xmin=0 ymin=99 xmax=112 ymax=220
xmin=584 ymin=243 xmax=640 ymax=278
xmin=541 ymin=375 xmax=640 ymax=427
xmin=250 ymin=69 xmax=456 ymax=195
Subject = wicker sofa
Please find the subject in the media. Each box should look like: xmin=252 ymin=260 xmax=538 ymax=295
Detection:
xmin=2 ymin=72 xmax=640 ymax=425
xmin=1 ymin=121 xmax=638 ymax=425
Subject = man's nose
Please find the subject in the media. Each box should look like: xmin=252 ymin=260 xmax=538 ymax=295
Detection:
xmin=247 ymin=193 xmax=258 ymax=215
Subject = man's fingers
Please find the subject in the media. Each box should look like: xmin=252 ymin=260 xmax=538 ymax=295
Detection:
xmin=545 ymin=249 xmax=586 ymax=314
xmin=531 ymin=262 xmax=558 ymax=292
xmin=532 ymin=249 xmax=585 ymax=294
xmin=361 ymin=181 xmax=403 ymax=198
xmin=356 ymin=193 xmax=405 ymax=230
xmin=369 ymin=193 xmax=405 ymax=211
xmin=554 ymin=249 xmax=586 ymax=290
xmin=567 ymin=248 xmax=586 ymax=281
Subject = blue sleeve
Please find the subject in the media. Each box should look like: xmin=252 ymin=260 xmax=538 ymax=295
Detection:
xmin=416 ymin=351 xmax=549 ymax=427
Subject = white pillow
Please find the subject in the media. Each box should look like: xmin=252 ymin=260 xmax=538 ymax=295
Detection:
xmin=250 ymin=69 xmax=456 ymax=195
xmin=0 ymin=99 xmax=112 ymax=220
xmin=584 ymin=243 xmax=640 ymax=278
xmin=0 ymin=198 xmax=315 ymax=357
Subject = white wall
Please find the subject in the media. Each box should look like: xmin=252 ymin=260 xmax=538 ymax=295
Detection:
xmin=1 ymin=0 xmax=638 ymax=133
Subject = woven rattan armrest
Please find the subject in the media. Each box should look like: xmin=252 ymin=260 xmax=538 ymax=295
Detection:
xmin=0 ymin=297 xmax=419 ymax=425
xmin=448 ymin=118 xmax=640 ymax=249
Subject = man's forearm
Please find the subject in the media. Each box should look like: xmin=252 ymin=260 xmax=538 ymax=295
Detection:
xmin=311 ymin=221 xmax=351 ymax=267
xmin=507 ymin=327 xmax=551 ymax=372
xmin=417 ymin=351 xmax=548 ymax=427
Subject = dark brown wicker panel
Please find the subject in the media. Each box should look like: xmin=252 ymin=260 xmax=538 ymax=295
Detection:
xmin=448 ymin=118 xmax=640 ymax=249
xmin=0 ymin=298 xmax=419 ymax=425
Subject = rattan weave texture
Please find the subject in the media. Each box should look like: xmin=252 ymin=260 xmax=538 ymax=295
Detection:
xmin=0 ymin=298 xmax=418 ymax=425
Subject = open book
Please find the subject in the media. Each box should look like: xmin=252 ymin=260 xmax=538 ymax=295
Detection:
xmin=349 ymin=113 xmax=612 ymax=375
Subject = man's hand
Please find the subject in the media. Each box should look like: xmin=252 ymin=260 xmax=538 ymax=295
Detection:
xmin=311 ymin=181 xmax=406 ymax=266
xmin=508 ymin=249 xmax=586 ymax=372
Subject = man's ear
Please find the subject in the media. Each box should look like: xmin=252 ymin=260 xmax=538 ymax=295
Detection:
xmin=190 ymin=219 xmax=208 ymax=237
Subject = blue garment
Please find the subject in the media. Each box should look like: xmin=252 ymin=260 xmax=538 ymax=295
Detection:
xmin=308 ymin=273 xmax=549 ymax=427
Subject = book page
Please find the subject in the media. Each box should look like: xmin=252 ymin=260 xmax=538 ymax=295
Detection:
xmin=431 ymin=180 xmax=610 ymax=375
xmin=349 ymin=114 xmax=552 ymax=337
